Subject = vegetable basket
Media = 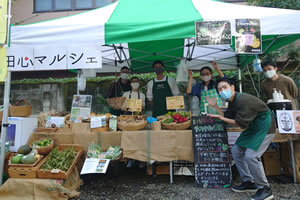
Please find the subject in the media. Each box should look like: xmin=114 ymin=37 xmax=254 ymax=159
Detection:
xmin=9 ymin=99 xmax=32 ymax=117
xmin=106 ymin=97 xmax=126 ymax=110
xmin=161 ymin=120 xmax=191 ymax=130
xmin=37 ymin=144 xmax=83 ymax=179
xmin=30 ymin=140 xmax=54 ymax=155
xmin=118 ymin=121 xmax=147 ymax=131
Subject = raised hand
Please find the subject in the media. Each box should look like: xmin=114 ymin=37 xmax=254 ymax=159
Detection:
xmin=206 ymin=97 xmax=217 ymax=107
xmin=188 ymin=70 xmax=193 ymax=79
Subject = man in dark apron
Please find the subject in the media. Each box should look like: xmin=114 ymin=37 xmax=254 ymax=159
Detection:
xmin=207 ymin=77 xmax=275 ymax=200
xmin=146 ymin=60 xmax=179 ymax=117
xmin=106 ymin=66 xmax=131 ymax=116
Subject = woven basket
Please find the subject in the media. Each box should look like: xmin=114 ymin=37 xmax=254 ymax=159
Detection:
xmin=31 ymin=140 xmax=54 ymax=155
xmin=161 ymin=120 xmax=191 ymax=130
xmin=9 ymin=99 xmax=32 ymax=117
xmin=118 ymin=121 xmax=147 ymax=131
xmin=106 ymin=97 xmax=126 ymax=110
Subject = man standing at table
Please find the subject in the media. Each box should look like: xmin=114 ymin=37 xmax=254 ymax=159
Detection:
xmin=147 ymin=60 xmax=179 ymax=117
xmin=261 ymin=60 xmax=298 ymax=109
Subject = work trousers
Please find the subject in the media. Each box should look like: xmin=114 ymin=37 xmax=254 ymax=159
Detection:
xmin=231 ymin=134 xmax=275 ymax=188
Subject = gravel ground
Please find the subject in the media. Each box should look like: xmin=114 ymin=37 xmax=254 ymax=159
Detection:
xmin=74 ymin=164 xmax=300 ymax=200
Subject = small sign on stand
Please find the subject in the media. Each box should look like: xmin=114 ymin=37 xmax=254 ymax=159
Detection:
xmin=166 ymin=96 xmax=185 ymax=110
xmin=125 ymin=99 xmax=142 ymax=112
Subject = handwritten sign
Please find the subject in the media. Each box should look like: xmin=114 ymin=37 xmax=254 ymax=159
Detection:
xmin=125 ymin=99 xmax=142 ymax=112
xmin=166 ymin=96 xmax=184 ymax=110
xmin=191 ymin=116 xmax=232 ymax=188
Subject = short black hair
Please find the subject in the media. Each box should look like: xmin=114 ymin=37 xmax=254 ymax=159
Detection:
xmin=200 ymin=66 xmax=212 ymax=74
xmin=130 ymin=76 xmax=139 ymax=81
xmin=261 ymin=60 xmax=277 ymax=68
xmin=152 ymin=60 xmax=164 ymax=68
xmin=121 ymin=66 xmax=130 ymax=71
xmin=216 ymin=77 xmax=234 ymax=89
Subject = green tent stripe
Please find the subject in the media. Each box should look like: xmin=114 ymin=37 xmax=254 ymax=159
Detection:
xmin=128 ymin=39 xmax=184 ymax=72
xmin=105 ymin=0 xmax=202 ymax=44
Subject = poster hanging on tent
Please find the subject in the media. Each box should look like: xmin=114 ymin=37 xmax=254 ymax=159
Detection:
xmin=235 ymin=19 xmax=261 ymax=54
xmin=195 ymin=21 xmax=231 ymax=46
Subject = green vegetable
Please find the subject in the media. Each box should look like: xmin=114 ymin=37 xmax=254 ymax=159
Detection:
xmin=163 ymin=118 xmax=174 ymax=124
xmin=87 ymin=143 xmax=102 ymax=158
xmin=41 ymin=147 xmax=77 ymax=172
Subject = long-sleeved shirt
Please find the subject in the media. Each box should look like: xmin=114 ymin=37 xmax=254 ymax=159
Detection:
xmin=225 ymin=92 xmax=276 ymax=134
xmin=261 ymin=74 xmax=298 ymax=109
xmin=146 ymin=76 xmax=180 ymax=100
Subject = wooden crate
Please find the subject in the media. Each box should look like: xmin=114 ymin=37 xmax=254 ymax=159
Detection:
xmin=147 ymin=165 xmax=170 ymax=175
xmin=8 ymin=154 xmax=44 ymax=168
xmin=263 ymin=152 xmax=281 ymax=176
xmin=8 ymin=157 xmax=45 ymax=178
xmin=37 ymin=144 xmax=83 ymax=179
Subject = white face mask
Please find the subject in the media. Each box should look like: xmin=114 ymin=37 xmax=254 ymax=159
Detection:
xmin=264 ymin=69 xmax=276 ymax=79
xmin=201 ymin=75 xmax=212 ymax=82
xmin=120 ymin=73 xmax=129 ymax=80
xmin=131 ymin=82 xmax=139 ymax=89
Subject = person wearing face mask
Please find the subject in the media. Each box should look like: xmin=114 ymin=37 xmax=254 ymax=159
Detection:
xmin=107 ymin=66 xmax=132 ymax=116
xmin=206 ymin=77 xmax=276 ymax=200
xmin=121 ymin=76 xmax=146 ymax=114
xmin=261 ymin=60 xmax=298 ymax=109
xmin=146 ymin=60 xmax=180 ymax=117
xmin=186 ymin=60 xmax=225 ymax=113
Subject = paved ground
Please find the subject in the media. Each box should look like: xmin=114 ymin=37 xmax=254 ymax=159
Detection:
xmin=74 ymin=164 xmax=300 ymax=200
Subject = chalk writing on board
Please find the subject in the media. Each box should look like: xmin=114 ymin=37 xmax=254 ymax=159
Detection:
xmin=192 ymin=115 xmax=232 ymax=188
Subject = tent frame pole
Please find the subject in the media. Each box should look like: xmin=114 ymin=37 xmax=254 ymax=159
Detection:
xmin=0 ymin=0 xmax=12 ymax=186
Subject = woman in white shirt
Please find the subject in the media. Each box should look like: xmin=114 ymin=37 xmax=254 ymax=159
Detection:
xmin=121 ymin=76 xmax=146 ymax=114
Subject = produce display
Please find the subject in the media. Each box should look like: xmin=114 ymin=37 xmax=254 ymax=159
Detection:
xmin=40 ymin=147 xmax=77 ymax=172
xmin=11 ymin=145 xmax=41 ymax=165
xmin=32 ymin=139 xmax=52 ymax=148
xmin=87 ymin=143 xmax=102 ymax=158
xmin=105 ymin=146 xmax=122 ymax=160
xmin=117 ymin=114 xmax=147 ymax=131
xmin=157 ymin=111 xmax=191 ymax=130
xmin=159 ymin=111 xmax=191 ymax=124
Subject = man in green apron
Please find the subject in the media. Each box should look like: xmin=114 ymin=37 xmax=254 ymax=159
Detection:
xmin=187 ymin=60 xmax=225 ymax=114
xmin=207 ymin=77 xmax=276 ymax=200
xmin=146 ymin=60 xmax=179 ymax=117
xmin=106 ymin=66 xmax=131 ymax=116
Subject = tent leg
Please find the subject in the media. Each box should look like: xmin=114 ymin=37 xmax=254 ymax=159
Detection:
xmin=0 ymin=71 xmax=11 ymax=185
xmin=238 ymin=68 xmax=242 ymax=92
xmin=77 ymin=70 xmax=80 ymax=95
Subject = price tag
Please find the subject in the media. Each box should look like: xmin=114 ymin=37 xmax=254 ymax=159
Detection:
xmin=51 ymin=169 xmax=60 ymax=174
xmin=125 ymin=99 xmax=142 ymax=112
xmin=166 ymin=96 xmax=185 ymax=110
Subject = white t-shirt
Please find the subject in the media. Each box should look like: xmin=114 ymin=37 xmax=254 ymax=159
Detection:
xmin=146 ymin=76 xmax=180 ymax=100
xmin=122 ymin=91 xmax=146 ymax=110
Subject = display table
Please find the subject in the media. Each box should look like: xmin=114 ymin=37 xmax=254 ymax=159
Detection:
xmin=26 ymin=125 xmax=300 ymax=183
xmin=0 ymin=167 xmax=80 ymax=200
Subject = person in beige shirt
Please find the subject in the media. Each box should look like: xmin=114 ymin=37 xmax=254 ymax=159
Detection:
xmin=261 ymin=60 xmax=298 ymax=109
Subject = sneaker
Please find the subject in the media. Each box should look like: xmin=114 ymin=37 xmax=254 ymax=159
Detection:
xmin=126 ymin=160 xmax=134 ymax=168
xmin=232 ymin=181 xmax=258 ymax=193
xmin=138 ymin=161 xmax=146 ymax=168
xmin=250 ymin=186 xmax=274 ymax=200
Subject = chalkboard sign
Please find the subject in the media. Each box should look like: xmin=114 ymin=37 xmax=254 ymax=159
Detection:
xmin=192 ymin=116 xmax=232 ymax=188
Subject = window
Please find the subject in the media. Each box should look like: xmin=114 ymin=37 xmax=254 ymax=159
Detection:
xmin=34 ymin=0 xmax=114 ymax=13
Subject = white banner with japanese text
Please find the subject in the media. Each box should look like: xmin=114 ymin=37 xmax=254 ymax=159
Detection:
xmin=6 ymin=45 xmax=102 ymax=71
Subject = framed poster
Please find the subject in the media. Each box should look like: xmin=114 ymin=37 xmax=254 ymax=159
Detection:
xmin=235 ymin=19 xmax=261 ymax=54
xmin=195 ymin=21 xmax=231 ymax=46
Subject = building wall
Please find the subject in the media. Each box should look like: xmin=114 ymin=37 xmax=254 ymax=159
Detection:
xmin=11 ymin=0 xmax=85 ymax=25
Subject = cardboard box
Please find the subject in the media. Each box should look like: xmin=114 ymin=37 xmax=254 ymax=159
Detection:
xmin=147 ymin=165 xmax=170 ymax=175
xmin=263 ymin=152 xmax=281 ymax=176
